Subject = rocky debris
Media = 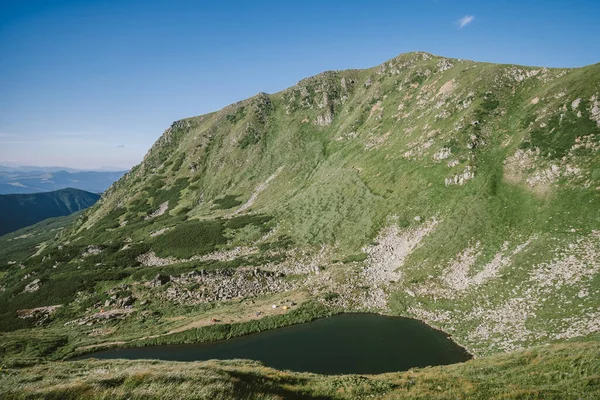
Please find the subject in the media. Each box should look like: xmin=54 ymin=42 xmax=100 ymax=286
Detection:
xmin=530 ymin=233 xmax=600 ymax=288
xmin=410 ymin=231 xmax=600 ymax=354
xmin=137 ymin=246 xmax=259 ymax=267
xmin=193 ymin=247 xmax=259 ymax=262
xmin=152 ymin=267 xmax=294 ymax=305
xmin=145 ymin=201 xmax=169 ymax=220
xmin=340 ymin=76 xmax=356 ymax=90
xmin=148 ymin=274 xmax=171 ymax=287
xmin=436 ymin=79 xmax=456 ymax=98
xmin=93 ymin=285 xmax=137 ymax=309
xmin=369 ymin=101 xmax=384 ymax=120
xmin=554 ymin=311 xmax=600 ymax=340
xmin=137 ymin=251 xmax=176 ymax=267
xmin=364 ymin=131 xmax=391 ymax=149
xmin=150 ymin=227 xmax=170 ymax=237
xmin=504 ymin=137 xmax=594 ymax=189
xmin=526 ymin=164 xmax=561 ymax=187
xmin=23 ymin=278 xmax=41 ymax=293
xmin=315 ymin=111 xmax=333 ymax=126
xmin=21 ymin=271 xmax=37 ymax=281
xmin=505 ymin=66 xmax=541 ymax=83
xmin=503 ymin=148 xmax=539 ymax=182
xmin=284 ymin=71 xmax=351 ymax=116
xmin=437 ymin=58 xmax=454 ymax=72
xmin=65 ymin=309 xmax=135 ymax=327
xmin=433 ymin=147 xmax=451 ymax=162
xmin=445 ymin=166 xmax=475 ymax=186
xmin=359 ymin=218 xmax=438 ymax=309
xmin=83 ymin=245 xmax=103 ymax=256
xmin=104 ymin=295 xmax=136 ymax=309
xmin=87 ymin=327 xmax=116 ymax=337
xmin=466 ymin=297 xmax=539 ymax=352
xmin=442 ymin=237 xmax=533 ymax=294
xmin=12 ymin=233 xmax=33 ymax=240
xmin=402 ymin=136 xmax=435 ymax=160
xmin=16 ymin=305 xmax=62 ymax=326
xmin=230 ymin=166 xmax=283 ymax=216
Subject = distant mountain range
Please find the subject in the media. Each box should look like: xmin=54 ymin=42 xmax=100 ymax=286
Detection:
xmin=0 ymin=167 xmax=127 ymax=194
xmin=0 ymin=188 xmax=100 ymax=236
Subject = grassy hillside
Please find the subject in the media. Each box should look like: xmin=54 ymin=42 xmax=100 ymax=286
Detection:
xmin=0 ymin=213 xmax=79 ymax=265
xmin=0 ymin=188 xmax=100 ymax=236
xmin=0 ymin=52 xmax=599 ymax=394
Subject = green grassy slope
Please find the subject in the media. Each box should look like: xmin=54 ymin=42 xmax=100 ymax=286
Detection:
xmin=0 ymin=52 xmax=599 ymax=365
xmin=0 ymin=188 xmax=100 ymax=236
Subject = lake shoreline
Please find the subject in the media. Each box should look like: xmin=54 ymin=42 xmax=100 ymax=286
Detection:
xmin=73 ymin=312 xmax=472 ymax=375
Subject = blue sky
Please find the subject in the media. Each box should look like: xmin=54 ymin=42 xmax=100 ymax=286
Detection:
xmin=1 ymin=0 xmax=599 ymax=169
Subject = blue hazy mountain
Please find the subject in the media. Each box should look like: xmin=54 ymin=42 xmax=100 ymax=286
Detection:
xmin=0 ymin=167 xmax=127 ymax=194
xmin=0 ymin=188 xmax=100 ymax=236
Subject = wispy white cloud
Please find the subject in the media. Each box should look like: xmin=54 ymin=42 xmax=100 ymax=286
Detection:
xmin=457 ymin=15 xmax=475 ymax=28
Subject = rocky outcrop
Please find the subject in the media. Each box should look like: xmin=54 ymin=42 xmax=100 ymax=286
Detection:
xmin=65 ymin=309 xmax=135 ymax=326
xmin=23 ymin=279 xmax=41 ymax=293
xmin=148 ymin=274 xmax=171 ymax=287
xmin=445 ymin=166 xmax=475 ymax=186
xmin=145 ymin=201 xmax=169 ymax=220
xmin=16 ymin=305 xmax=62 ymax=326
xmin=83 ymin=245 xmax=103 ymax=256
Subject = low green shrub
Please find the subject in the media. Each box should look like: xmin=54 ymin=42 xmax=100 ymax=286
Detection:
xmin=212 ymin=195 xmax=242 ymax=210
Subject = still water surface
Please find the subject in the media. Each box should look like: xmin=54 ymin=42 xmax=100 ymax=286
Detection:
xmin=79 ymin=313 xmax=471 ymax=374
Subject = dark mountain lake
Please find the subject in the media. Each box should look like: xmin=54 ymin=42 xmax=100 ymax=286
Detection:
xmin=77 ymin=313 xmax=471 ymax=374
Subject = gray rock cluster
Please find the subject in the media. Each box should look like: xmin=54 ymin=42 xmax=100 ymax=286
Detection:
xmin=65 ymin=309 xmax=134 ymax=327
xmin=152 ymin=268 xmax=293 ymax=305
xmin=83 ymin=245 xmax=103 ymax=256
xmin=102 ymin=285 xmax=136 ymax=308
xmin=16 ymin=305 xmax=62 ymax=326
xmin=23 ymin=278 xmax=41 ymax=293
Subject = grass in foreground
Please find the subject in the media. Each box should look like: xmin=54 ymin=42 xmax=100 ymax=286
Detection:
xmin=0 ymin=339 xmax=598 ymax=399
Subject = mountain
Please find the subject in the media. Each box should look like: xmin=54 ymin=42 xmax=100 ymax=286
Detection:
xmin=0 ymin=168 xmax=127 ymax=194
xmin=0 ymin=188 xmax=100 ymax=236
xmin=0 ymin=52 xmax=599 ymax=396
